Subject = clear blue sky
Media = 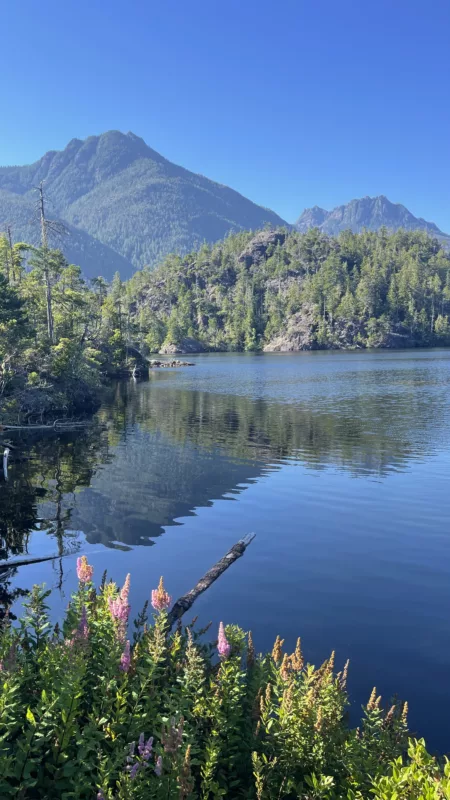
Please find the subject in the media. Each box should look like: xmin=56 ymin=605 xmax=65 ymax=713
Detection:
xmin=2 ymin=0 xmax=449 ymax=229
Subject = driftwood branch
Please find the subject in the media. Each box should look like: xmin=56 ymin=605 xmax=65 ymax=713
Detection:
xmin=0 ymin=553 xmax=65 ymax=573
xmin=167 ymin=533 xmax=256 ymax=628
xmin=2 ymin=420 xmax=90 ymax=432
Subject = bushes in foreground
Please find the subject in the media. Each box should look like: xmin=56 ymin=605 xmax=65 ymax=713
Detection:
xmin=0 ymin=558 xmax=446 ymax=798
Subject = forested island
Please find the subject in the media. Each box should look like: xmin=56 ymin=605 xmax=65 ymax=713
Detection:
xmin=1 ymin=225 xmax=450 ymax=422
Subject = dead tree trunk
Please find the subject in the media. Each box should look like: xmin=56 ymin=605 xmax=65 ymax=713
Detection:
xmin=167 ymin=533 xmax=255 ymax=628
xmin=38 ymin=182 xmax=54 ymax=343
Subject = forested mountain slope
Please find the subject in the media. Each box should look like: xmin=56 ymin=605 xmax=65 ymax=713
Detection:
xmin=126 ymin=227 xmax=450 ymax=352
xmin=0 ymin=131 xmax=286 ymax=276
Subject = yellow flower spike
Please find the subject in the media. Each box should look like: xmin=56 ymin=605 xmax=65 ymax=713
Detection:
xmin=401 ymin=701 xmax=409 ymax=725
xmin=280 ymin=653 xmax=292 ymax=681
xmin=291 ymin=637 xmax=304 ymax=671
xmin=272 ymin=635 xmax=284 ymax=663
xmin=247 ymin=631 xmax=255 ymax=669
xmin=367 ymin=687 xmax=377 ymax=711
xmin=340 ymin=659 xmax=350 ymax=689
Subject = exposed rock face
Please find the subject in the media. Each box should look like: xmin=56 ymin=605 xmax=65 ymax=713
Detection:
xmin=263 ymin=310 xmax=316 ymax=352
xmin=238 ymin=230 xmax=287 ymax=268
xmin=159 ymin=337 xmax=206 ymax=355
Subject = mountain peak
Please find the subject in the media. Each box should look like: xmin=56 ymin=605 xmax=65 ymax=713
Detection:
xmin=296 ymin=195 xmax=448 ymax=239
xmin=0 ymin=131 xmax=287 ymax=278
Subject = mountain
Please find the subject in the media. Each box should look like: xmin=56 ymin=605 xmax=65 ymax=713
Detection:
xmin=0 ymin=189 xmax=135 ymax=279
xmin=295 ymin=195 xmax=450 ymax=241
xmin=0 ymin=131 xmax=287 ymax=279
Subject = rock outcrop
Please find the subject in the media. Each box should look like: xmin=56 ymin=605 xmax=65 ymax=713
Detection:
xmin=263 ymin=310 xmax=316 ymax=352
xmin=148 ymin=359 xmax=195 ymax=368
xmin=159 ymin=337 xmax=206 ymax=355
xmin=238 ymin=230 xmax=287 ymax=269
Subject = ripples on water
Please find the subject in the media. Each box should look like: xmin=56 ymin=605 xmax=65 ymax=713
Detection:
xmin=2 ymin=350 xmax=450 ymax=750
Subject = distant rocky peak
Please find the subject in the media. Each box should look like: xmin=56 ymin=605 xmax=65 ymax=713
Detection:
xmin=295 ymin=195 xmax=449 ymax=239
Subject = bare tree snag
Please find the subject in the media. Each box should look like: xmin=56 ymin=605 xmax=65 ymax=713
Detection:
xmin=3 ymin=448 xmax=9 ymax=480
xmin=167 ymin=533 xmax=256 ymax=628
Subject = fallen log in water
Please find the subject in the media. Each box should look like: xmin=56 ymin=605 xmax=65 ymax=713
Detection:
xmin=2 ymin=420 xmax=91 ymax=432
xmin=0 ymin=553 xmax=65 ymax=573
xmin=167 ymin=533 xmax=256 ymax=628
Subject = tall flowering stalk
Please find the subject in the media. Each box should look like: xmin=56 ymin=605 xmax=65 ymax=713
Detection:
xmin=120 ymin=640 xmax=131 ymax=673
xmin=125 ymin=734 xmax=154 ymax=779
xmin=0 ymin=572 xmax=414 ymax=799
xmin=151 ymin=576 xmax=172 ymax=612
xmin=217 ymin=621 xmax=231 ymax=659
xmin=76 ymin=555 xmax=94 ymax=584
xmin=108 ymin=574 xmax=131 ymax=640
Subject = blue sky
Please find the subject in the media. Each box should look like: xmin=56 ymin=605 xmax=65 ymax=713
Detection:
xmin=2 ymin=0 xmax=449 ymax=229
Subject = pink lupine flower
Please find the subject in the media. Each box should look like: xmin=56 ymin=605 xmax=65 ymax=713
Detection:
xmin=120 ymin=640 xmax=131 ymax=672
xmin=151 ymin=576 xmax=172 ymax=611
xmin=76 ymin=555 xmax=93 ymax=584
xmin=218 ymin=622 xmax=231 ymax=659
xmin=154 ymin=755 xmax=163 ymax=777
xmin=120 ymin=573 xmax=131 ymax=604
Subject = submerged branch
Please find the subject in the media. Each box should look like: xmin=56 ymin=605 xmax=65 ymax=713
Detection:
xmin=0 ymin=553 xmax=65 ymax=573
xmin=2 ymin=420 xmax=91 ymax=431
xmin=167 ymin=533 xmax=256 ymax=628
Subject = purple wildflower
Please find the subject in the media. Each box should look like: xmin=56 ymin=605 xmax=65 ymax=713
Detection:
xmin=151 ymin=576 xmax=171 ymax=612
xmin=138 ymin=734 xmax=153 ymax=760
xmin=154 ymin=755 xmax=163 ymax=777
xmin=217 ymin=622 xmax=231 ymax=659
xmin=97 ymin=792 xmax=105 ymax=800
xmin=76 ymin=555 xmax=93 ymax=584
xmin=129 ymin=762 xmax=140 ymax=780
xmin=108 ymin=596 xmax=130 ymax=624
xmin=127 ymin=740 xmax=136 ymax=763
xmin=120 ymin=640 xmax=131 ymax=673
xmin=77 ymin=606 xmax=89 ymax=640
xmin=108 ymin=592 xmax=130 ymax=642
xmin=120 ymin=573 xmax=131 ymax=603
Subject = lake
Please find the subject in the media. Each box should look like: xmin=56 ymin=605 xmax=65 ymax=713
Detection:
xmin=2 ymin=349 xmax=450 ymax=751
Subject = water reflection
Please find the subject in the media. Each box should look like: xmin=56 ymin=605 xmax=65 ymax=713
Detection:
xmin=0 ymin=427 xmax=111 ymax=613
xmin=2 ymin=364 xmax=450 ymax=552
xmin=2 ymin=352 xmax=450 ymax=602
xmin=3 ymin=352 xmax=450 ymax=750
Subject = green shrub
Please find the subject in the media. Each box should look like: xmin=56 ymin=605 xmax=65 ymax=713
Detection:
xmin=0 ymin=559 xmax=444 ymax=799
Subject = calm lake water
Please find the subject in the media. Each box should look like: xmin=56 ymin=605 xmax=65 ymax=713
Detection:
xmin=2 ymin=350 xmax=450 ymax=751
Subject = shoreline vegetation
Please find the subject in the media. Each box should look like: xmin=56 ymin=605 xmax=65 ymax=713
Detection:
xmin=2 ymin=225 xmax=450 ymax=425
xmin=1 ymin=556 xmax=449 ymax=798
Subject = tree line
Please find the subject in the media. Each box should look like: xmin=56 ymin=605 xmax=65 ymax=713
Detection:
xmin=127 ymin=227 xmax=450 ymax=352
xmin=2 ymin=224 xmax=450 ymax=420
